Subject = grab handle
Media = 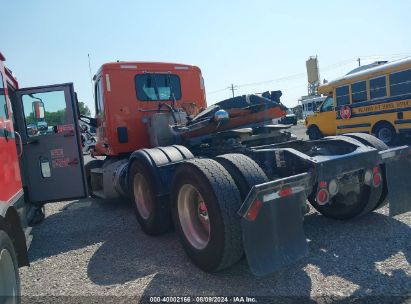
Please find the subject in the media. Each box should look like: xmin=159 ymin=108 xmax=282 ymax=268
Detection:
xmin=15 ymin=131 xmax=23 ymax=158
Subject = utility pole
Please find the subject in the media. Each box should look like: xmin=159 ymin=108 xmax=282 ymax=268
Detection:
xmin=228 ymin=83 xmax=237 ymax=98
xmin=357 ymin=57 xmax=361 ymax=67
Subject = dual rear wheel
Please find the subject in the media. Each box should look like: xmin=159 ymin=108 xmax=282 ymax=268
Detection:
xmin=130 ymin=153 xmax=266 ymax=272
xmin=308 ymin=133 xmax=388 ymax=219
xmin=130 ymin=135 xmax=389 ymax=271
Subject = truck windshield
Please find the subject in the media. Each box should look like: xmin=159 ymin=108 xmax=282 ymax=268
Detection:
xmin=135 ymin=73 xmax=182 ymax=101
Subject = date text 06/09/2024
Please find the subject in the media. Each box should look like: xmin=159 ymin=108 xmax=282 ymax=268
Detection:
xmin=148 ymin=296 xmax=257 ymax=303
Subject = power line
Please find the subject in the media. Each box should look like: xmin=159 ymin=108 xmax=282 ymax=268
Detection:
xmin=208 ymin=87 xmax=230 ymax=94
xmin=206 ymin=53 xmax=411 ymax=96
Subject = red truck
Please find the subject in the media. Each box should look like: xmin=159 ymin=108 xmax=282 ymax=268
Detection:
xmin=0 ymin=53 xmax=88 ymax=299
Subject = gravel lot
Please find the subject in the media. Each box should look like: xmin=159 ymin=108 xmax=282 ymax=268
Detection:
xmin=19 ymin=125 xmax=411 ymax=302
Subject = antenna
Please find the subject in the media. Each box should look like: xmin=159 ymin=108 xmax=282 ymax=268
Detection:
xmin=88 ymin=53 xmax=95 ymax=100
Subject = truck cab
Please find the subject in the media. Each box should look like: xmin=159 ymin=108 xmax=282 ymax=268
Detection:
xmin=0 ymin=52 xmax=87 ymax=299
xmin=90 ymin=62 xmax=207 ymax=157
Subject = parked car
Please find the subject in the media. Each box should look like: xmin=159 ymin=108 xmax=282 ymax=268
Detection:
xmin=279 ymin=113 xmax=297 ymax=125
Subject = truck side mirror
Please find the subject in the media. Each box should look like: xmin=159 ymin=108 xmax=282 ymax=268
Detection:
xmin=32 ymin=100 xmax=45 ymax=120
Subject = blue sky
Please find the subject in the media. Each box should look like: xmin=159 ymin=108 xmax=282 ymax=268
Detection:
xmin=2 ymin=0 xmax=411 ymax=113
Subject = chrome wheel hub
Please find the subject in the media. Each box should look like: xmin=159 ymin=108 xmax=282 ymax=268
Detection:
xmin=134 ymin=173 xmax=152 ymax=220
xmin=178 ymin=184 xmax=210 ymax=250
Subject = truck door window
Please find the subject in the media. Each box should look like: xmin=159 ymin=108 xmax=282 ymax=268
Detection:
xmin=95 ymin=78 xmax=104 ymax=115
xmin=0 ymin=72 xmax=8 ymax=119
xmin=321 ymin=96 xmax=334 ymax=112
xmin=21 ymin=90 xmax=67 ymax=137
xmin=135 ymin=74 xmax=182 ymax=101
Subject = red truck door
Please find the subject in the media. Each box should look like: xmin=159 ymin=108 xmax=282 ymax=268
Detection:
xmin=0 ymin=70 xmax=23 ymax=204
xmin=13 ymin=83 xmax=87 ymax=203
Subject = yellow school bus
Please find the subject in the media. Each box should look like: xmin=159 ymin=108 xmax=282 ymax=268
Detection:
xmin=305 ymin=57 xmax=411 ymax=145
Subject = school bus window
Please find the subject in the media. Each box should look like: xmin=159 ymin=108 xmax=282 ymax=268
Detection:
xmin=369 ymin=76 xmax=386 ymax=99
xmin=390 ymin=69 xmax=411 ymax=97
xmin=336 ymin=85 xmax=349 ymax=106
xmin=351 ymin=81 xmax=367 ymax=103
xmin=321 ymin=96 xmax=334 ymax=112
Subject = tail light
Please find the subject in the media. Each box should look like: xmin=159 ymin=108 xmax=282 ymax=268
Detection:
xmin=316 ymin=181 xmax=330 ymax=205
xmin=365 ymin=166 xmax=382 ymax=188
xmin=316 ymin=188 xmax=329 ymax=205
xmin=372 ymin=166 xmax=382 ymax=188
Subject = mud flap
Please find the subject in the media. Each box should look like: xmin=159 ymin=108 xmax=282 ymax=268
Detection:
xmin=239 ymin=173 xmax=311 ymax=276
xmin=381 ymin=147 xmax=411 ymax=216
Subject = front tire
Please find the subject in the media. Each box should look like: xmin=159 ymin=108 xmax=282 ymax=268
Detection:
xmin=373 ymin=122 xmax=397 ymax=146
xmin=0 ymin=230 xmax=20 ymax=303
xmin=171 ymin=159 xmax=243 ymax=272
xmin=307 ymin=125 xmax=323 ymax=140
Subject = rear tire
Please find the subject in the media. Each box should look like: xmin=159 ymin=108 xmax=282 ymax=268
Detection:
xmin=344 ymin=132 xmax=388 ymax=151
xmin=373 ymin=122 xmax=397 ymax=146
xmin=129 ymin=160 xmax=172 ymax=235
xmin=343 ymin=133 xmax=389 ymax=211
xmin=215 ymin=154 xmax=268 ymax=200
xmin=0 ymin=230 xmax=20 ymax=302
xmin=308 ymin=137 xmax=385 ymax=219
xmin=171 ymin=159 xmax=243 ymax=272
xmin=307 ymin=125 xmax=323 ymax=140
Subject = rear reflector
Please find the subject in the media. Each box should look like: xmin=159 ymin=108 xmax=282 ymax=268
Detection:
xmin=278 ymin=187 xmax=293 ymax=197
xmin=319 ymin=181 xmax=327 ymax=188
xmin=246 ymin=199 xmax=262 ymax=221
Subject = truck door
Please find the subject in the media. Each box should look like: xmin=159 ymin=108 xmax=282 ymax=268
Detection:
xmin=13 ymin=83 xmax=87 ymax=204
xmin=316 ymin=96 xmax=337 ymax=136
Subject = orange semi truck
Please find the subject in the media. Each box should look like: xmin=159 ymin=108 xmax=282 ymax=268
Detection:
xmin=83 ymin=61 xmax=411 ymax=275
